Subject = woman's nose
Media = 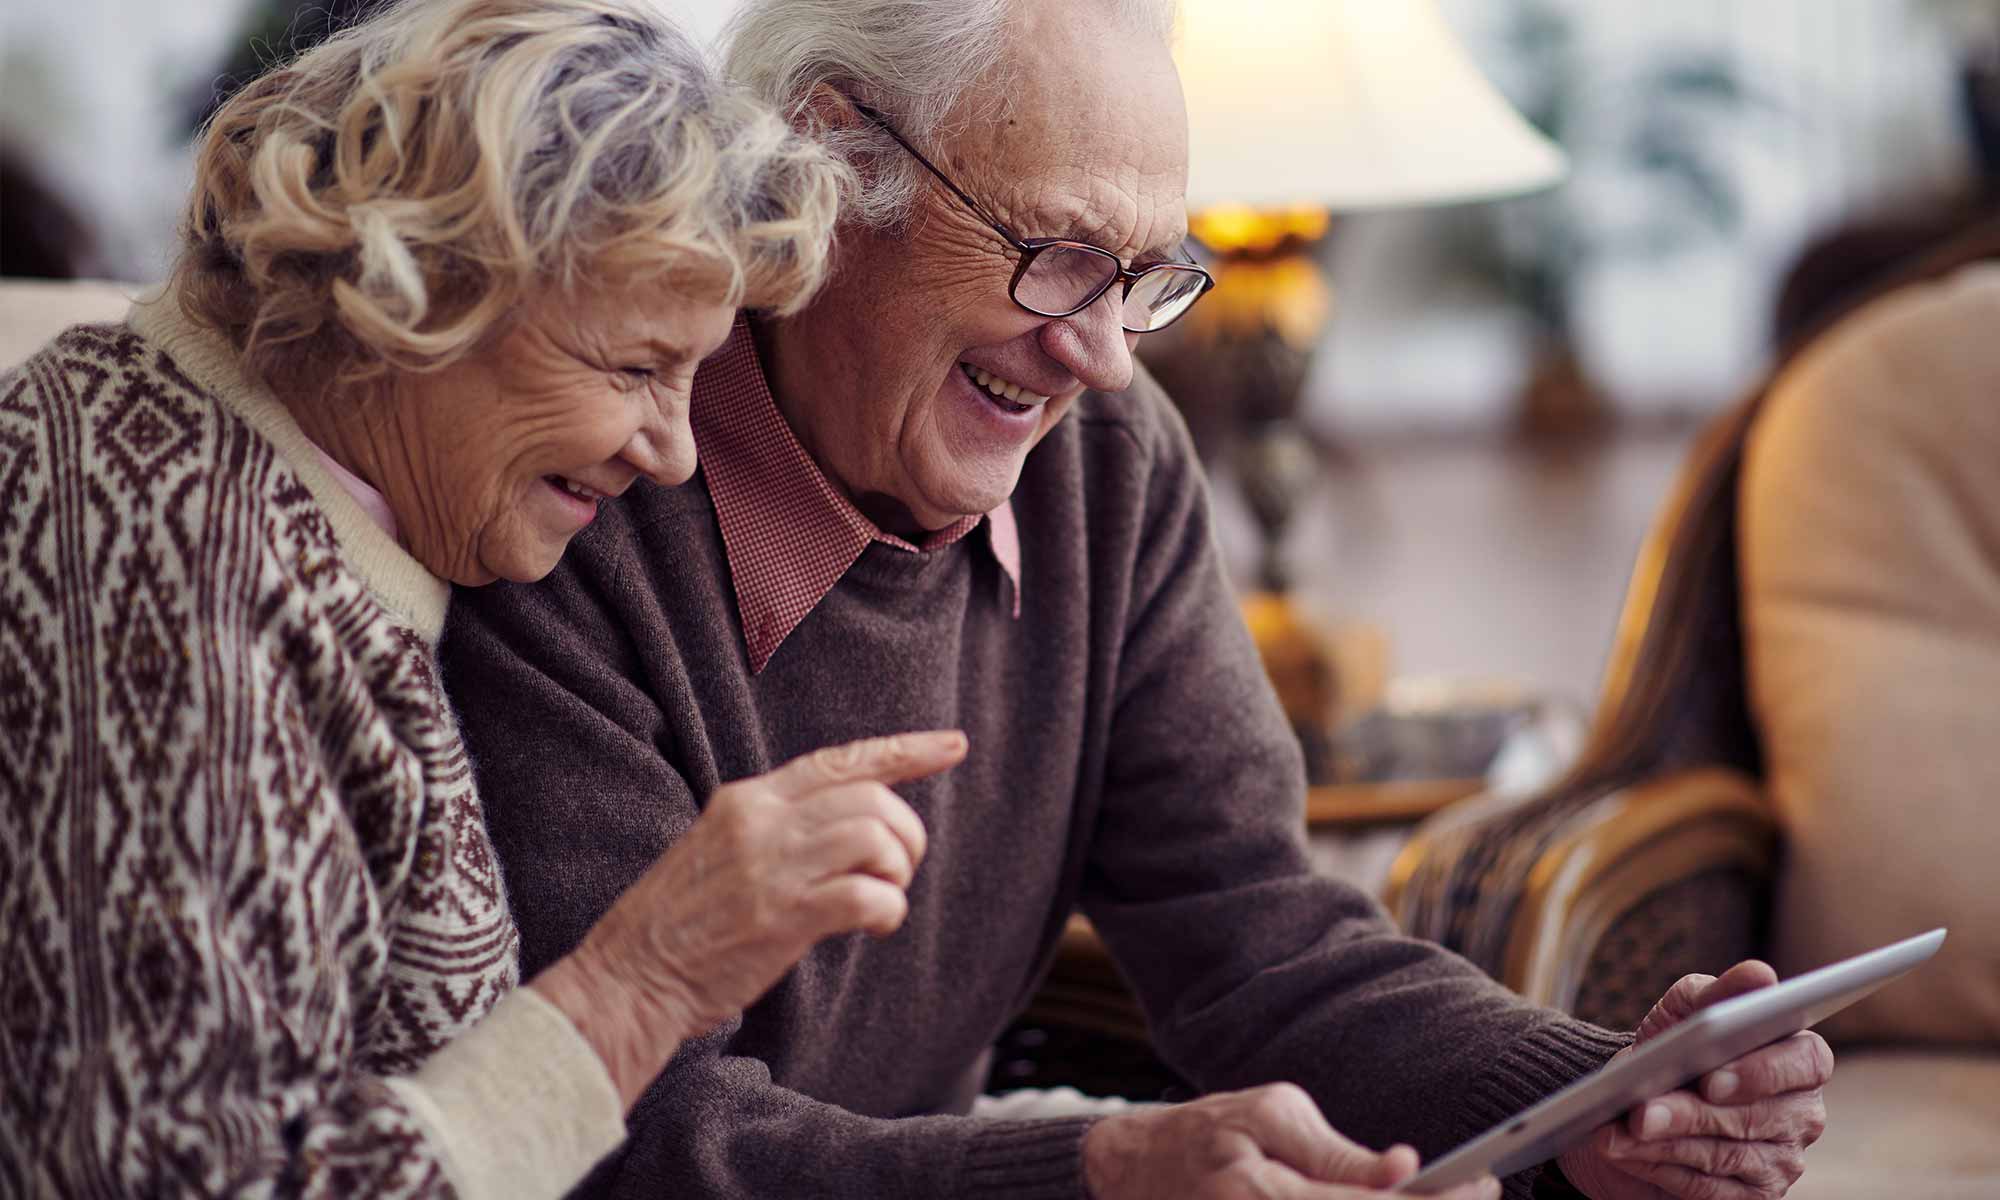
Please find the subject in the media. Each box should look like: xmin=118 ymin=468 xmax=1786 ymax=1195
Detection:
xmin=629 ymin=384 xmax=697 ymax=487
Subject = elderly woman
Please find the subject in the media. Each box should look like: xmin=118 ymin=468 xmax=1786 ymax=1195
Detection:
xmin=445 ymin=2 xmax=1833 ymax=1199
xmin=0 ymin=1 xmax=960 ymax=1197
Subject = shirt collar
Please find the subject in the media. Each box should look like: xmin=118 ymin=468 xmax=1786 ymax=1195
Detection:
xmin=306 ymin=440 xmax=399 ymax=542
xmin=691 ymin=319 xmax=1021 ymax=674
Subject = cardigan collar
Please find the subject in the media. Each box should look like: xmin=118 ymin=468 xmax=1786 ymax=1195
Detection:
xmin=126 ymin=294 xmax=451 ymax=643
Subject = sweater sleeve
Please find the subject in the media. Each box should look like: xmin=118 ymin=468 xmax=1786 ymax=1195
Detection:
xmin=441 ymin=542 xmax=1097 ymax=1200
xmin=1074 ymin=393 xmax=1629 ymax=1198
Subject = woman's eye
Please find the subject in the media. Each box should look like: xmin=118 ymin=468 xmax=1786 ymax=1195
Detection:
xmin=619 ymin=366 xmax=656 ymax=380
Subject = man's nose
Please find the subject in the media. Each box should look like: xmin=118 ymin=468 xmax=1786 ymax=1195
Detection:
xmin=1039 ymin=288 xmax=1137 ymax=394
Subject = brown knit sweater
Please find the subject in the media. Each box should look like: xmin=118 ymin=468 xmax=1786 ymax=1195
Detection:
xmin=1 ymin=305 xmax=622 ymax=1198
xmin=442 ymin=357 xmax=1629 ymax=1200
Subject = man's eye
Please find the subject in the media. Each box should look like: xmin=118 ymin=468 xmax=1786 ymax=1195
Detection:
xmin=619 ymin=366 xmax=656 ymax=380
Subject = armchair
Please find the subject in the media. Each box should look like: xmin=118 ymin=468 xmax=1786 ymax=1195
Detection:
xmin=1387 ymin=221 xmax=2000 ymax=1199
xmin=1383 ymin=389 xmax=1775 ymax=1033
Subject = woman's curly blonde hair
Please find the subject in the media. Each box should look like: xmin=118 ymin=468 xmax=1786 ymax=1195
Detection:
xmin=172 ymin=0 xmax=845 ymax=403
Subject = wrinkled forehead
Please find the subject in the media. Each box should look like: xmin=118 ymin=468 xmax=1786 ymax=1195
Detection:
xmin=948 ymin=1 xmax=1190 ymax=261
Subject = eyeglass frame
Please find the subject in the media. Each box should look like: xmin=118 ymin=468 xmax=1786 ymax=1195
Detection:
xmin=849 ymin=101 xmax=1215 ymax=333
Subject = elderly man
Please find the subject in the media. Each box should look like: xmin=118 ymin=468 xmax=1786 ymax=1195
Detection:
xmin=442 ymin=1 xmax=1832 ymax=1197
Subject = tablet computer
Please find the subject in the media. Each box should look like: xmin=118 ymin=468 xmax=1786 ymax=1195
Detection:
xmin=1400 ymin=927 xmax=1947 ymax=1194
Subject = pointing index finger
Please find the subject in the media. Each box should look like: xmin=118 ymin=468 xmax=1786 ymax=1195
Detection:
xmin=769 ymin=730 xmax=969 ymax=797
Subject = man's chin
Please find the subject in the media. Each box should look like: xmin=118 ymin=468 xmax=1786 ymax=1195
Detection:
xmin=925 ymin=470 xmax=1027 ymax=526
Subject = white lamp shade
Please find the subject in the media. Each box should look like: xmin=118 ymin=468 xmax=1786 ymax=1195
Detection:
xmin=1176 ymin=0 xmax=1568 ymax=213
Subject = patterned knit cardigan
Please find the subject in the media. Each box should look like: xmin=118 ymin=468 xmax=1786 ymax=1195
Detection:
xmin=0 ymin=302 xmax=623 ymax=1198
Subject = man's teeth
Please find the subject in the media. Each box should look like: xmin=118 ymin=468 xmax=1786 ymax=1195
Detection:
xmin=554 ymin=476 xmax=603 ymax=501
xmin=965 ymin=364 xmax=1049 ymax=408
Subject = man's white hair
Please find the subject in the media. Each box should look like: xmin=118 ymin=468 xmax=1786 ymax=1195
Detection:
xmin=723 ymin=0 xmax=1177 ymax=230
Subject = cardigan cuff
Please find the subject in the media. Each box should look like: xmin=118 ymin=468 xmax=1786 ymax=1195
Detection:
xmin=1461 ymin=1017 xmax=1633 ymax=1200
xmin=385 ymin=987 xmax=626 ymax=1200
xmin=958 ymin=1116 xmax=1097 ymax=1198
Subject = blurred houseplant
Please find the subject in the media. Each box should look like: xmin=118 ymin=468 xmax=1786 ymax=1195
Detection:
xmin=1917 ymin=0 xmax=2000 ymax=191
xmin=1436 ymin=0 xmax=1775 ymax=437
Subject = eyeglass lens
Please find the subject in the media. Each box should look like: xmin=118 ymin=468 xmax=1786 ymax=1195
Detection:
xmin=1014 ymin=243 xmax=1207 ymax=332
xmin=1013 ymin=245 xmax=1116 ymax=316
xmin=1124 ymin=266 xmax=1209 ymax=331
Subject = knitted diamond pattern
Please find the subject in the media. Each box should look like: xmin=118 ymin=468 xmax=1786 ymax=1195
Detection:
xmin=0 ymin=325 xmax=517 ymax=1197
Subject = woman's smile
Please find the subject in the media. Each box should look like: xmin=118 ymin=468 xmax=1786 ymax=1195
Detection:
xmin=541 ymin=472 xmax=610 ymax=528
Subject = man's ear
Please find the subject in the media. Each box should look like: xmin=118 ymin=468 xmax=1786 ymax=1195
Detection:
xmin=796 ymin=82 xmax=895 ymax=226
xmin=798 ymin=82 xmax=866 ymax=140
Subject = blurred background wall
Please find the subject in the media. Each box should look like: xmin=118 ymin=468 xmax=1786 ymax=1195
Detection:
xmin=1331 ymin=0 xmax=1981 ymax=435
xmin=7 ymin=0 xmax=1989 ymax=413
xmin=6 ymin=0 xmax=1995 ymax=704
xmin=3 ymin=0 xmax=250 ymax=278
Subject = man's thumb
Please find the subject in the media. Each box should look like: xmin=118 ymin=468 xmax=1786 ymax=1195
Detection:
xmin=1365 ymin=1144 xmax=1421 ymax=1188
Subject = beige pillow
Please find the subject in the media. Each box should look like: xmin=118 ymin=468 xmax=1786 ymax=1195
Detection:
xmin=0 ymin=278 xmax=144 ymax=370
xmin=1742 ymin=262 xmax=2000 ymax=1046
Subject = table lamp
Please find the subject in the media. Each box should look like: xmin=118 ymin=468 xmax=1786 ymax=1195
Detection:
xmin=1152 ymin=0 xmax=1567 ymax=775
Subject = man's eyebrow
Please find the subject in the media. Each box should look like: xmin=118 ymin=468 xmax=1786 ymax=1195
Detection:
xmin=1050 ymin=221 xmax=1192 ymax=265
xmin=1140 ymin=231 xmax=1193 ymax=262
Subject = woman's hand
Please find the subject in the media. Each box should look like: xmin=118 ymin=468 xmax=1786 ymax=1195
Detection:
xmin=1082 ymin=1084 xmax=1500 ymax=1200
xmin=531 ymin=730 xmax=966 ymax=1107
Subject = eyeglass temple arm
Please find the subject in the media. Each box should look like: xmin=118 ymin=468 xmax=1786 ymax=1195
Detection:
xmin=845 ymin=99 xmax=1032 ymax=253
xmin=847 ymin=95 xmax=1211 ymax=315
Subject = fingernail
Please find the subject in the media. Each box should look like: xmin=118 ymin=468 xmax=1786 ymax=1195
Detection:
xmin=1709 ymin=1070 xmax=1739 ymax=1101
xmin=1641 ymin=1103 xmax=1672 ymax=1139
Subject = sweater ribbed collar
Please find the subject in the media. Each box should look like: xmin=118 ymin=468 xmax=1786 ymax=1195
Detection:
xmin=126 ymin=294 xmax=451 ymax=644
xmin=691 ymin=319 xmax=1022 ymax=674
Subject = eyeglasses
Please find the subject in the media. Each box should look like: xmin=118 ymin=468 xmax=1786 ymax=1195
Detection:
xmin=853 ymin=103 xmax=1214 ymax=334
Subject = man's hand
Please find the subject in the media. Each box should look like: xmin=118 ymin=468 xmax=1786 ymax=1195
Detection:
xmin=1557 ymin=962 xmax=1832 ymax=1200
xmin=1082 ymin=1083 xmax=1499 ymax=1200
